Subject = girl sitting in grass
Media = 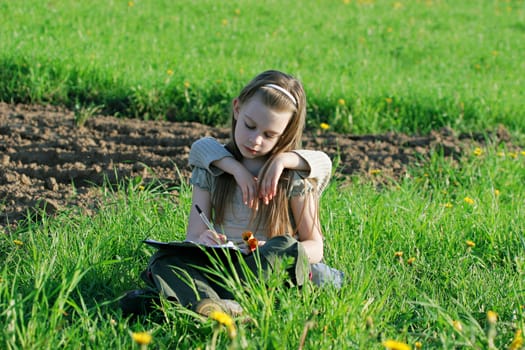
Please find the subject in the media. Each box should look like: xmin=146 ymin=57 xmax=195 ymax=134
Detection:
xmin=121 ymin=70 xmax=340 ymax=318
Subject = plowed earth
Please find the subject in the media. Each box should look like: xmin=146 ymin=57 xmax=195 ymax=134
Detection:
xmin=0 ymin=102 xmax=515 ymax=230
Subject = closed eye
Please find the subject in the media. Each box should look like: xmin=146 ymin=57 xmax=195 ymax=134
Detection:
xmin=244 ymin=121 xmax=255 ymax=130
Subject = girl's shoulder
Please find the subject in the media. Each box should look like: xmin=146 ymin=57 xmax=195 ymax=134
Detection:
xmin=292 ymin=149 xmax=331 ymax=167
xmin=189 ymin=137 xmax=232 ymax=176
xmin=290 ymin=149 xmax=332 ymax=194
xmin=190 ymin=165 xmax=216 ymax=191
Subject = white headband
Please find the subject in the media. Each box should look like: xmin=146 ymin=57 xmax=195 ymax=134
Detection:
xmin=264 ymin=84 xmax=297 ymax=106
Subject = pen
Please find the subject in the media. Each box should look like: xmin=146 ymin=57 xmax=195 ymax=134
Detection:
xmin=195 ymin=205 xmax=227 ymax=244
xmin=195 ymin=204 xmax=216 ymax=233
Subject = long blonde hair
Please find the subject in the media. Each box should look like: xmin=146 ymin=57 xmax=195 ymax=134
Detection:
xmin=212 ymin=70 xmax=308 ymax=238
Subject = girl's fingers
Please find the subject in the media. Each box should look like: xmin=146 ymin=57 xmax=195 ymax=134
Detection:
xmin=244 ymin=185 xmax=253 ymax=206
xmin=244 ymin=186 xmax=249 ymax=204
xmin=210 ymin=232 xmax=223 ymax=243
xmin=259 ymin=177 xmax=277 ymax=205
xmin=249 ymin=184 xmax=256 ymax=206
xmin=244 ymin=186 xmax=252 ymax=207
xmin=241 ymin=177 xmax=258 ymax=208
xmin=200 ymin=230 xmax=226 ymax=245
xmin=243 ymin=187 xmax=249 ymax=205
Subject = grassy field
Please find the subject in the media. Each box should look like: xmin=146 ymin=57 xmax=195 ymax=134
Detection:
xmin=1 ymin=145 xmax=524 ymax=349
xmin=1 ymin=0 xmax=524 ymax=133
xmin=1 ymin=1 xmax=525 ymax=349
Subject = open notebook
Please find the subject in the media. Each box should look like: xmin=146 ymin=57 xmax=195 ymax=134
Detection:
xmin=142 ymin=239 xmax=246 ymax=264
xmin=143 ymin=239 xmax=240 ymax=251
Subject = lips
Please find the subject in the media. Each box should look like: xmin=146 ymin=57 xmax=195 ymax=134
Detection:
xmin=244 ymin=145 xmax=258 ymax=155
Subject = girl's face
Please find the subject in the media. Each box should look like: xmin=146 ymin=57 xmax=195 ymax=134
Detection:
xmin=233 ymin=94 xmax=293 ymax=159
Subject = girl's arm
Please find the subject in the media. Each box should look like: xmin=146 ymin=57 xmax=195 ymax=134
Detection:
xmin=213 ymin=156 xmax=259 ymax=208
xmin=259 ymin=150 xmax=332 ymax=205
xmin=188 ymin=137 xmax=234 ymax=176
xmin=189 ymin=137 xmax=258 ymax=208
xmin=189 ymin=137 xmax=332 ymax=188
xmin=189 ymin=137 xmax=332 ymax=207
xmin=290 ymin=192 xmax=324 ymax=264
xmin=186 ymin=185 xmax=226 ymax=245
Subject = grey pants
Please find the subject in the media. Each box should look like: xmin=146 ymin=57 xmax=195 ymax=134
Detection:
xmin=140 ymin=235 xmax=310 ymax=308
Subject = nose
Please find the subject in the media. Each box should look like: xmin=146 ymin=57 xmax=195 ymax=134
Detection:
xmin=250 ymin=133 xmax=263 ymax=145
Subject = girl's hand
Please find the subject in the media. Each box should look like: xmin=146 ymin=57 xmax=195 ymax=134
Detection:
xmin=258 ymin=155 xmax=285 ymax=205
xmin=210 ymin=156 xmax=258 ymax=208
xmin=196 ymin=230 xmax=227 ymax=246
xmin=232 ymin=166 xmax=258 ymax=208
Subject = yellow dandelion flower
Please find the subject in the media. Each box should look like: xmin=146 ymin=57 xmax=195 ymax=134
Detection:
xmin=487 ymin=310 xmax=497 ymax=325
xmin=494 ymin=189 xmax=500 ymax=197
xmin=320 ymin=122 xmax=330 ymax=130
xmin=407 ymin=257 xmax=416 ymax=265
xmin=337 ymin=98 xmax=346 ymax=106
xmin=138 ymin=185 xmax=145 ymax=191
xmin=463 ymin=197 xmax=475 ymax=205
xmin=210 ymin=310 xmax=233 ymax=326
xmin=520 ymin=151 xmax=525 ymax=156
xmin=385 ymin=97 xmax=393 ymax=104
xmin=210 ymin=310 xmax=237 ymax=339
xmin=509 ymin=152 xmax=518 ymax=159
xmin=234 ymin=8 xmax=241 ymax=15
xmin=474 ymin=64 xmax=481 ymax=70
xmin=13 ymin=239 xmax=23 ymax=246
xmin=497 ymin=151 xmax=505 ymax=157
xmin=343 ymin=0 xmax=351 ymax=4
xmin=370 ymin=169 xmax=381 ymax=175
xmin=444 ymin=203 xmax=453 ymax=209
xmin=382 ymin=339 xmax=411 ymax=350
xmin=221 ymin=19 xmax=228 ymax=26
xmin=387 ymin=27 xmax=393 ymax=33
xmin=453 ymin=320 xmax=463 ymax=332
xmin=473 ymin=147 xmax=483 ymax=156
xmin=128 ymin=1 xmax=134 ymax=7
xmin=184 ymin=81 xmax=190 ymax=89
xmin=131 ymin=331 xmax=152 ymax=345
xmin=491 ymin=50 xmax=499 ymax=57
xmin=393 ymin=2 xmax=403 ymax=9
xmin=166 ymin=69 xmax=173 ymax=76
xmin=414 ymin=341 xmax=422 ymax=349
xmin=466 ymin=240 xmax=476 ymax=248
xmin=509 ymin=329 xmax=523 ymax=350
xmin=394 ymin=251 xmax=403 ymax=258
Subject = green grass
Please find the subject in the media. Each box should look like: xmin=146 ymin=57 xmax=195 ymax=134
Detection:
xmin=1 ymin=145 xmax=524 ymax=349
xmin=1 ymin=0 xmax=525 ymax=133
xmin=2 ymin=1 xmax=525 ymax=348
